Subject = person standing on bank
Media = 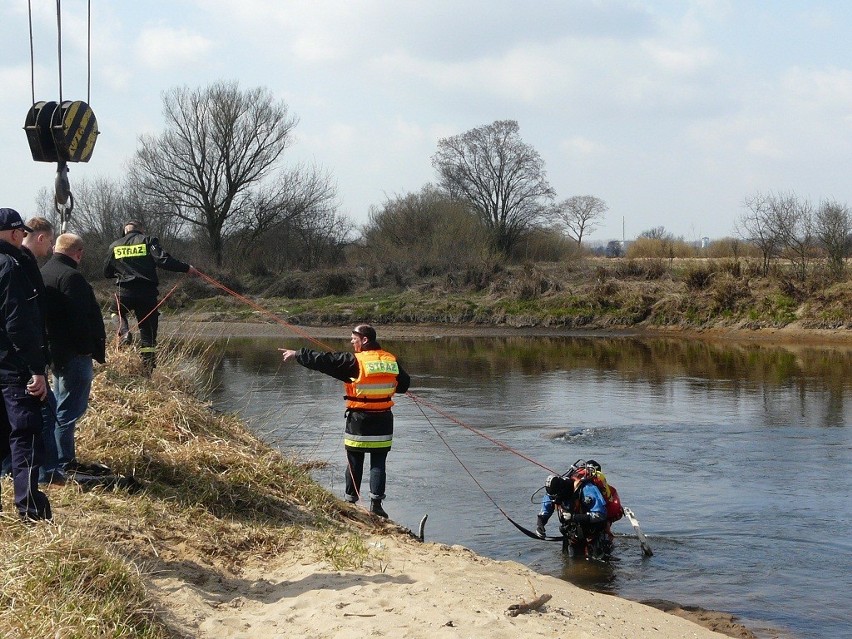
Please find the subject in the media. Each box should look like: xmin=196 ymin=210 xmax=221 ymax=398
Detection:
xmin=103 ymin=220 xmax=197 ymax=372
xmin=19 ymin=218 xmax=54 ymax=370
xmin=41 ymin=234 xmax=106 ymax=474
xmin=20 ymin=217 xmax=65 ymax=485
xmin=0 ymin=207 xmax=52 ymax=520
xmin=280 ymin=324 xmax=410 ymax=518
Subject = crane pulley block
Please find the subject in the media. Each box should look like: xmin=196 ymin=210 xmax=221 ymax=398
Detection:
xmin=24 ymin=100 xmax=60 ymax=162
xmin=24 ymin=99 xmax=99 ymax=163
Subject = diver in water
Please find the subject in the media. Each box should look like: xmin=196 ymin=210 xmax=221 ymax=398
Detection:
xmin=536 ymin=461 xmax=614 ymax=560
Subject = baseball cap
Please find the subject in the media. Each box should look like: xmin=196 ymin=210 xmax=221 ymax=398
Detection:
xmin=0 ymin=208 xmax=33 ymax=232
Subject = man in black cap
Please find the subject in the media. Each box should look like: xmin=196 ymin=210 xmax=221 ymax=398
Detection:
xmin=0 ymin=207 xmax=52 ymax=520
xmin=103 ymin=220 xmax=197 ymax=373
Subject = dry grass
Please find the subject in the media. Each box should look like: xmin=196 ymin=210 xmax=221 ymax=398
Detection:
xmin=0 ymin=337 xmax=380 ymax=638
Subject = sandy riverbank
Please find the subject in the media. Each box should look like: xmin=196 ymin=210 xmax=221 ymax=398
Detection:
xmin=149 ymin=521 xmax=761 ymax=639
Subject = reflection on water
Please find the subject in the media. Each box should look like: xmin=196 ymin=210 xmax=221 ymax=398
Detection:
xmin=205 ymin=334 xmax=852 ymax=639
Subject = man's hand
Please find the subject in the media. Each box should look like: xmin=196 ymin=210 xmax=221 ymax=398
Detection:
xmin=26 ymin=374 xmax=47 ymax=401
xmin=279 ymin=348 xmax=297 ymax=363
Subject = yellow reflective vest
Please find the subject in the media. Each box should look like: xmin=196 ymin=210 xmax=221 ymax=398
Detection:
xmin=344 ymin=350 xmax=400 ymax=411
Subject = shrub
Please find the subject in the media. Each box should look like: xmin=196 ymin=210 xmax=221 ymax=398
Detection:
xmin=685 ymin=265 xmax=715 ymax=291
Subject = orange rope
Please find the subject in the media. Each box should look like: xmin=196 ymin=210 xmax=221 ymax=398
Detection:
xmin=136 ymin=280 xmax=183 ymax=326
xmin=194 ymin=269 xmax=334 ymax=352
xmin=405 ymin=391 xmax=558 ymax=475
xmin=194 ymin=268 xmax=558 ymax=477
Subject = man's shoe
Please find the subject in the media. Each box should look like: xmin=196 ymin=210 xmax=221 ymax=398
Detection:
xmin=63 ymin=460 xmax=112 ymax=477
xmin=370 ymin=499 xmax=388 ymax=519
xmin=343 ymin=493 xmax=357 ymax=504
xmin=39 ymin=471 xmax=67 ymax=486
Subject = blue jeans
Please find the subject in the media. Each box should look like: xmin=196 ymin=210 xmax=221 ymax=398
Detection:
xmin=52 ymin=356 xmax=94 ymax=468
xmin=38 ymin=389 xmax=60 ymax=482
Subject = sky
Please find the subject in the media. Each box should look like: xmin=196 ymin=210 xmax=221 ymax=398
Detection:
xmin=2 ymin=1 xmax=852 ymax=243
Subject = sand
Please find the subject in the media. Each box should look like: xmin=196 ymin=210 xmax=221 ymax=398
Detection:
xmin=148 ymin=528 xmax=750 ymax=639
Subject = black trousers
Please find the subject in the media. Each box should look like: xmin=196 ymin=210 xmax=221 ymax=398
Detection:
xmin=0 ymin=381 xmax=51 ymax=519
xmin=114 ymin=290 xmax=159 ymax=346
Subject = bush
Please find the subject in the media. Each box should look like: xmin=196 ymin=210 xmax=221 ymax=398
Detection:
xmin=260 ymin=270 xmax=356 ymax=298
xmin=685 ymin=265 xmax=716 ymax=291
xmin=613 ymin=258 xmax=667 ymax=280
xmin=627 ymin=237 xmax=696 ymax=259
xmin=709 ymin=274 xmax=751 ymax=312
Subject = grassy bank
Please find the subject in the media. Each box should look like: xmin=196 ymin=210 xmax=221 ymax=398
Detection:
xmin=170 ymin=258 xmax=852 ymax=334
xmin=0 ymin=343 xmax=381 ymax=638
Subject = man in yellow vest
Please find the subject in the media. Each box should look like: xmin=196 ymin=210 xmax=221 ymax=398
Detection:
xmin=280 ymin=324 xmax=410 ymax=518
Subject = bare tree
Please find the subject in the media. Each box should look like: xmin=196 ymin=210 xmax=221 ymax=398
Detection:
xmin=773 ymin=194 xmax=815 ymax=281
xmin=431 ymin=120 xmax=555 ymax=255
xmin=234 ymin=164 xmax=338 ymax=249
xmin=814 ymin=199 xmax=851 ymax=277
xmin=740 ymin=191 xmax=816 ymax=280
xmin=131 ymin=81 xmax=321 ymax=267
xmin=553 ymin=195 xmax=608 ymax=245
xmin=739 ymin=193 xmax=781 ymax=275
xmin=292 ymin=201 xmax=353 ymax=270
xmin=639 ymin=226 xmax=672 ymax=241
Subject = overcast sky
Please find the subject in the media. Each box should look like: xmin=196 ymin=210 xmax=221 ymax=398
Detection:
xmin=2 ymin=1 xmax=851 ymax=243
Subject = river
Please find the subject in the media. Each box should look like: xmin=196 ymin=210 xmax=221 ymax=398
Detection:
xmin=206 ymin=333 xmax=852 ymax=639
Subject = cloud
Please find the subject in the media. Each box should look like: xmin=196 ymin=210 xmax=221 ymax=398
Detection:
xmin=745 ymin=136 xmax=788 ymax=160
xmin=560 ymin=136 xmax=607 ymax=158
xmin=134 ymin=26 xmax=213 ymax=71
xmin=783 ymin=66 xmax=852 ymax=114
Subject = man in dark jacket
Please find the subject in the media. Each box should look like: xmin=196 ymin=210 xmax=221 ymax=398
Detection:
xmin=0 ymin=207 xmax=51 ymax=520
xmin=280 ymin=324 xmax=410 ymax=518
xmin=42 ymin=233 xmax=106 ymax=473
xmin=103 ymin=220 xmax=197 ymax=372
xmin=19 ymin=217 xmax=65 ymax=485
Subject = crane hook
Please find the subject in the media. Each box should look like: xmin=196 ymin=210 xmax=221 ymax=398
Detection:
xmin=55 ymin=160 xmax=74 ymax=231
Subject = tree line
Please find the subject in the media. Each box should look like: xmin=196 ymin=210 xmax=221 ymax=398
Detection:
xmin=36 ymin=81 xmax=852 ymax=289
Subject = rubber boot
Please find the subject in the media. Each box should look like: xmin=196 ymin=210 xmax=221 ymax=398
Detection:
xmin=140 ymin=348 xmax=156 ymax=377
xmin=370 ymin=499 xmax=388 ymax=519
xmin=536 ymin=514 xmax=548 ymax=538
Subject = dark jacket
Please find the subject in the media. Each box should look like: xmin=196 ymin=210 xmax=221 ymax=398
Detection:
xmin=0 ymin=239 xmax=47 ymax=383
xmin=41 ymin=253 xmax=106 ymax=367
xmin=103 ymin=230 xmax=190 ymax=293
xmin=19 ymin=245 xmax=51 ymax=365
